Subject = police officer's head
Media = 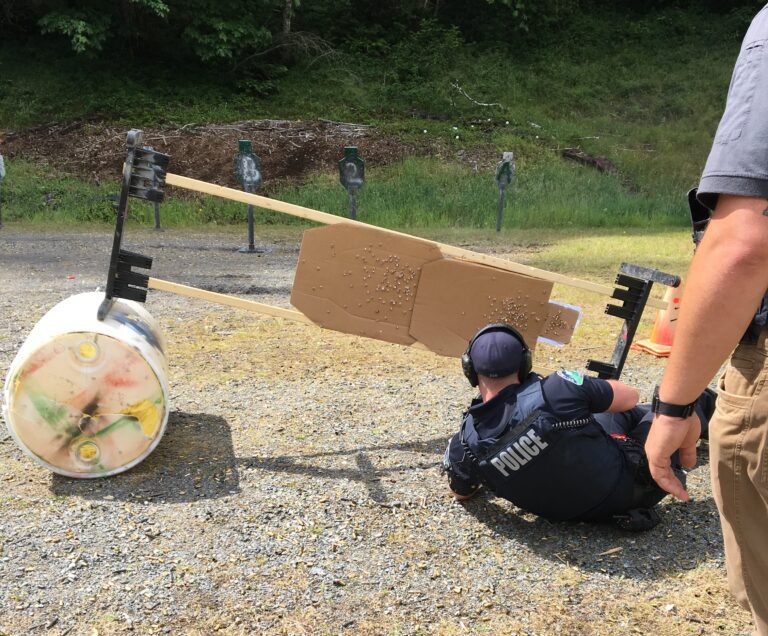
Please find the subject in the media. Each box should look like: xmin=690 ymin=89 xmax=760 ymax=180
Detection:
xmin=461 ymin=323 xmax=532 ymax=388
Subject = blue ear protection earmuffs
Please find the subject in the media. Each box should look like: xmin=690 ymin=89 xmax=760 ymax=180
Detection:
xmin=460 ymin=323 xmax=532 ymax=387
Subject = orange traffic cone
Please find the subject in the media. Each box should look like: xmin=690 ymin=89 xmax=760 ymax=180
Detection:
xmin=631 ymin=286 xmax=681 ymax=357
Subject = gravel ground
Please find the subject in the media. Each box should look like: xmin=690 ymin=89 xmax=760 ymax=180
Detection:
xmin=0 ymin=225 xmax=753 ymax=635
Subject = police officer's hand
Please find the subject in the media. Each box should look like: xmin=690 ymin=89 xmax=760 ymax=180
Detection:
xmin=450 ymin=487 xmax=480 ymax=501
xmin=645 ymin=413 xmax=701 ymax=502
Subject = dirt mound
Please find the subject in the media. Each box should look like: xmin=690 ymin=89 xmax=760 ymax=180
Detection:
xmin=1 ymin=118 xmax=494 ymax=194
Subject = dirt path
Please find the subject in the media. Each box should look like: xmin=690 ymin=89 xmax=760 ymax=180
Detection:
xmin=0 ymin=120 xmax=495 ymax=193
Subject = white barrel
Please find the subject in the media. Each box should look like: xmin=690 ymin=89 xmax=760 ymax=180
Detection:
xmin=2 ymin=292 xmax=169 ymax=478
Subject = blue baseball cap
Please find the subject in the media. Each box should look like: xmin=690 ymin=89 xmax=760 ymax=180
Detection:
xmin=470 ymin=328 xmax=525 ymax=378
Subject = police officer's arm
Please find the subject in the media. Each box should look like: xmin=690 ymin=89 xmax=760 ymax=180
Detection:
xmin=443 ymin=436 xmax=482 ymax=500
xmin=646 ymin=194 xmax=768 ymax=501
xmin=544 ymin=371 xmax=630 ymax=416
xmin=604 ymin=380 xmax=639 ymax=413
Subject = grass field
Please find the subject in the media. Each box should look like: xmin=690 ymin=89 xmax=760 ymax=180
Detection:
xmin=1 ymin=155 xmax=699 ymax=230
xmin=0 ymin=7 xmax=756 ymax=230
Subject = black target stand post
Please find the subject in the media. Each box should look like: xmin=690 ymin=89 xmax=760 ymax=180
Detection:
xmin=339 ymin=146 xmax=365 ymax=220
xmin=494 ymin=152 xmax=515 ymax=232
xmin=586 ymin=263 xmax=681 ymax=380
xmin=234 ymin=140 xmax=264 ymax=254
xmin=152 ymin=167 xmax=163 ymax=231
xmin=97 ymin=130 xmax=169 ymax=320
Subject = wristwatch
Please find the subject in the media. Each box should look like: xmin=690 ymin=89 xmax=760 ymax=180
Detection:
xmin=651 ymin=385 xmax=696 ymax=418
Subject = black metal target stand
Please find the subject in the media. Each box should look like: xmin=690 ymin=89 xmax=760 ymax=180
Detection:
xmin=97 ymin=130 xmax=169 ymax=320
xmin=234 ymin=140 xmax=265 ymax=254
xmin=586 ymin=263 xmax=681 ymax=380
xmin=494 ymin=152 xmax=515 ymax=232
xmin=339 ymin=147 xmax=365 ymax=220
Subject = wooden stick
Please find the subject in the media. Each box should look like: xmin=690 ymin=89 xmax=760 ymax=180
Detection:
xmin=148 ymin=278 xmax=448 ymax=352
xmin=148 ymin=277 xmax=314 ymax=324
xmin=147 ymin=277 xmax=555 ymax=370
xmin=148 ymin=277 xmax=557 ymax=372
xmin=164 ymin=173 xmax=666 ymax=310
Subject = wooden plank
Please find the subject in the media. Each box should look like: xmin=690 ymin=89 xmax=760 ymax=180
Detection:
xmin=165 ymin=173 xmax=665 ymax=309
xmin=147 ymin=278 xmax=314 ymax=324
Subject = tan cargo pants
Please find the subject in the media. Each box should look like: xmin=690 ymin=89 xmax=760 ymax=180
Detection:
xmin=712 ymin=334 xmax=768 ymax=635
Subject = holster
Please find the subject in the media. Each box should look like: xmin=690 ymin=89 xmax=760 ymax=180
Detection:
xmin=611 ymin=435 xmax=670 ymax=511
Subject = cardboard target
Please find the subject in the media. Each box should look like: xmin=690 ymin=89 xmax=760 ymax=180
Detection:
xmin=291 ymin=224 xmax=442 ymax=346
xmin=409 ymin=259 xmax=577 ymax=357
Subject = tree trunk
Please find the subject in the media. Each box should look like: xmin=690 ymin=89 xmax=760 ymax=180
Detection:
xmin=282 ymin=0 xmax=292 ymax=38
xmin=281 ymin=0 xmax=292 ymax=62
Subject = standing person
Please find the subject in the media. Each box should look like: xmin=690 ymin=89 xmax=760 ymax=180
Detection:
xmin=443 ymin=323 xmax=715 ymax=530
xmin=645 ymin=6 xmax=768 ymax=633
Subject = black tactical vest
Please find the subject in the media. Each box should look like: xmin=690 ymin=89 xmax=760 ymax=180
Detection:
xmin=460 ymin=377 xmax=636 ymax=522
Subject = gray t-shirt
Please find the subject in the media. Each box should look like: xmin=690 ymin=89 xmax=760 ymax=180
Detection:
xmin=698 ymin=5 xmax=768 ymax=211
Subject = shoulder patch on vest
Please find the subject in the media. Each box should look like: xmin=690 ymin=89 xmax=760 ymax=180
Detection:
xmin=557 ymin=369 xmax=584 ymax=385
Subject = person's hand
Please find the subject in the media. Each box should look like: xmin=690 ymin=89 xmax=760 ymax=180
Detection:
xmin=450 ymin=484 xmax=482 ymax=501
xmin=645 ymin=413 xmax=701 ymax=501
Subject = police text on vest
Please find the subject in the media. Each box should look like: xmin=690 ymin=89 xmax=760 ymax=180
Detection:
xmin=489 ymin=430 xmax=548 ymax=476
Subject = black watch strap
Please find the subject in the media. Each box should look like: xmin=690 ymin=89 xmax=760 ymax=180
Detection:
xmin=651 ymin=385 xmax=696 ymax=418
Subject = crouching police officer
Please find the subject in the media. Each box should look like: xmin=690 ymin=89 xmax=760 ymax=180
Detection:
xmin=443 ymin=323 xmax=715 ymax=531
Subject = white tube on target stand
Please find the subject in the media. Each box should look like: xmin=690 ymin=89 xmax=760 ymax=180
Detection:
xmin=2 ymin=292 xmax=169 ymax=478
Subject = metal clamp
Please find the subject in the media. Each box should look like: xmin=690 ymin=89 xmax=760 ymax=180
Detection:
xmin=98 ymin=130 xmax=170 ymax=320
xmin=586 ymin=263 xmax=681 ymax=379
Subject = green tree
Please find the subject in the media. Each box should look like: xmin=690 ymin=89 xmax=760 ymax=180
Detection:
xmin=37 ymin=0 xmax=170 ymax=54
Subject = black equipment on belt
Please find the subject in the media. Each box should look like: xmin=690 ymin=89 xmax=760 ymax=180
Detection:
xmin=687 ymin=188 xmax=710 ymax=250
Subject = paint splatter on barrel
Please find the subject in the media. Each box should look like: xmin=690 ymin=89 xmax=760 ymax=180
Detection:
xmin=2 ymin=292 xmax=169 ymax=478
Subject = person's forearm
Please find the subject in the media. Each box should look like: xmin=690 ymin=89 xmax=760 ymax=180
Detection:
xmin=659 ymin=196 xmax=768 ymax=404
xmin=606 ymin=380 xmax=639 ymax=412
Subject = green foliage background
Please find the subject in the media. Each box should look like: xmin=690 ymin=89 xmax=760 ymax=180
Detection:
xmin=0 ymin=1 xmax=763 ymax=229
